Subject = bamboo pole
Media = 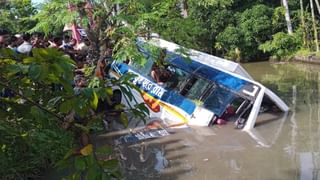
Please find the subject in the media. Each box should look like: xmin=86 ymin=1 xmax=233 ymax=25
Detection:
xmin=180 ymin=0 xmax=188 ymax=18
xmin=314 ymin=0 xmax=320 ymax=14
xmin=310 ymin=0 xmax=320 ymax=51
xmin=282 ymin=0 xmax=293 ymax=34
xmin=300 ymin=0 xmax=307 ymax=46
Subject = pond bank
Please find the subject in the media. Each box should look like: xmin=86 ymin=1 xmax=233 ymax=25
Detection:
xmin=293 ymin=55 xmax=320 ymax=64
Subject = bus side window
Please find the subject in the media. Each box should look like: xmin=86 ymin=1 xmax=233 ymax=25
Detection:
xmin=148 ymin=64 xmax=191 ymax=92
xmin=166 ymin=66 xmax=191 ymax=92
xmin=185 ymin=78 xmax=211 ymax=100
xmin=180 ymin=77 xmax=211 ymax=101
xmin=180 ymin=77 xmax=198 ymax=96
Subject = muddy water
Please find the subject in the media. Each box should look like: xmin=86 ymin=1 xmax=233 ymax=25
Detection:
xmin=99 ymin=62 xmax=320 ymax=180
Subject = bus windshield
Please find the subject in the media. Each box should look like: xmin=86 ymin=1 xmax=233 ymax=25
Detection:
xmin=203 ymin=85 xmax=236 ymax=117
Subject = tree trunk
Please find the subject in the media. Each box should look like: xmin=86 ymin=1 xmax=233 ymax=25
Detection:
xmin=300 ymin=0 xmax=307 ymax=46
xmin=310 ymin=0 xmax=320 ymax=51
xmin=314 ymin=0 xmax=320 ymax=14
xmin=282 ymin=0 xmax=293 ymax=34
xmin=180 ymin=0 xmax=188 ymax=18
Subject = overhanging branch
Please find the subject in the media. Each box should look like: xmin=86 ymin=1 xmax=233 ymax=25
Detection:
xmin=0 ymin=80 xmax=64 ymax=121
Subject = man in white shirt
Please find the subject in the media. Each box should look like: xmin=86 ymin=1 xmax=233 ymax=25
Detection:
xmin=17 ymin=34 xmax=32 ymax=55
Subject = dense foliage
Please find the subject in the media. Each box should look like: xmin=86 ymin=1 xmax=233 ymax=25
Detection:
xmin=0 ymin=46 xmax=150 ymax=179
xmin=259 ymin=32 xmax=301 ymax=59
xmin=0 ymin=0 xmax=37 ymax=33
xmin=2 ymin=0 xmax=319 ymax=61
xmin=148 ymin=0 xmax=320 ymax=61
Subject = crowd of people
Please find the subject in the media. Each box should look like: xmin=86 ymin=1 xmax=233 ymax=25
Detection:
xmin=0 ymin=29 xmax=122 ymax=128
xmin=0 ymin=29 xmax=108 ymax=87
xmin=0 ymin=30 xmax=92 ymax=63
xmin=0 ymin=29 xmax=104 ymax=100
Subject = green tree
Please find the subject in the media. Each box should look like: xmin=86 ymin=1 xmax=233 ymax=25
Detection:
xmin=216 ymin=4 xmax=274 ymax=60
xmin=187 ymin=1 xmax=234 ymax=54
xmin=0 ymin=0 xmax=37 ymax=33
xmin=0 ymin=47 xmax=146 ymax=179
xmin=259 ymin=32 xmax=301 ymax=60
xmin=2 ymin=0 xmax=159 ymax=178
xmin=216 ymin=25 xmax=243 ymax=60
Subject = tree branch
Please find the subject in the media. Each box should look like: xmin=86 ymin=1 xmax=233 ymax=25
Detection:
xmin=0 ymin=80 xmax=64 ymax=121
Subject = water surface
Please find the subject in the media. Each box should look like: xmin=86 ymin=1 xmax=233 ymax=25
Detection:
xmin=99 ymin=62 xmax=320 ymax=180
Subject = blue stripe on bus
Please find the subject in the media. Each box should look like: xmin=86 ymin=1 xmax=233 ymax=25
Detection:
xmin=117 ymin=63 xmax=129 ymax=74
xmin=161 ymin=90 xmax=196 ymax=115
xmin=167 ymin=54 xmax=248 ymax=91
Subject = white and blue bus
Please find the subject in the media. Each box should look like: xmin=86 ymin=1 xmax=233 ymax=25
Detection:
xmin=110 ymin=38 xmax=289 ymax=130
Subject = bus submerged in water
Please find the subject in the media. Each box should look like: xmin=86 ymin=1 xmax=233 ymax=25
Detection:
xmin=110 ymin=37 xmax=289 ymax=131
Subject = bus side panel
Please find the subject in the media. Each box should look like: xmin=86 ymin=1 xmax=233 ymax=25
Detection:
xmin=111 ymin=63 xmax=195 ymax=126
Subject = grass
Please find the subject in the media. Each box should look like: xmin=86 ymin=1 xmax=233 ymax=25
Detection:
xmin=295 ymin=48 xmax=320 ymax=58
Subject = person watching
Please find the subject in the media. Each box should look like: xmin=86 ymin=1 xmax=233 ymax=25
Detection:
xmin=17 ymin=33 xmax=33 ymax=55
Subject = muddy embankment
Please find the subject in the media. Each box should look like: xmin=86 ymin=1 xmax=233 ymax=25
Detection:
xmin=294 ymin=55 xmax=320 ymax=64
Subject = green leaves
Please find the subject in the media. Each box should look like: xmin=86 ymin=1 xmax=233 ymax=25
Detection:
xmin=86 ymin=166 xmax=100 ymax=180
xmin=101 ymin=159 xmax=119 ymax=172
xmin=80 ymin=144 xmax=93 ymax=156
xmin=96 ymin=146 xmax=113 ymax=156
xmin=74 ymin=156 xmax=86 ymax=171
xmin=59 ymin=144 xmax=120 ymax=180
xmin=30 ymin=106 xmax=46 ymax=120
xmin=259 ymin=32 xmax=301 ymax=59
xmin=0 ymin=48 xmax=79 ymax=178
xmin=91 ymin=91 xmax=99 ymax=110
xmin=60 ymin=100 xmax=74 ymax=113
xmin=29 ymin=64 xmax=45 ymax=81
xmin=5 ymin=64 xmax=21 ymax=77
xmin=29 ymin=0 xmax=78 ymax=35
xmin=214 ymin=4 xmax=275 ymax=60
xmin=0 ymin=0 xmax=37 ymax=33
xmin=194 ymin=0 xmax=233 ymax=7
xmin=120 ymin=112 xmax=129 ymax=127
xmin=81 ymin=88 xmax=100 ymax=111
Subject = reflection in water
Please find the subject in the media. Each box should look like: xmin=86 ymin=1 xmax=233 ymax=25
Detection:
xmin=300 ymin=152 xmax=314 ymax=180
xmin=154 ymin=148 xmax=168 ymax=172
xmin=246 ymin=62 xmax=320 ymax=180
xmin=246 ymin=112 xmax=288 ymax=148
xmin=98 ymin=62 xmax=320 ymax=180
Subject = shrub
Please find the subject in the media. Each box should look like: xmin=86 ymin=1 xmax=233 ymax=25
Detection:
xmin=259 ymin=32 xmax=301 ymax=60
